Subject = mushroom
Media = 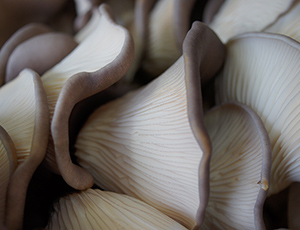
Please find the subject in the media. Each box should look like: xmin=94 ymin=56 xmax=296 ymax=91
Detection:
xmin=47 ymin=188 xmax=187 ymax=229
xmin=203 ymin=0 xmax=293 ymax=43
xmin=215 ymin=32 xmax=300 ymax=196
xmin=5 ymin=31 xmax=78 ymax=83
xmin=263 ymin=0 xmax=300 ymax=42
xmin=0 ymin=125 xmax=17 ymax=224
xmin=74 ymin=21 xmax=225 ymax=229
xmin=200 ymin=102 xmax=271 ymax=230
xmin=0 ymin=23 xmax=52 ymax=86
xmin=41 ymin=4 xmax=134 ymax=190
xmin=0 ymin=68 xmax=49 ymax=230
xmin=141 ymin=0 xmax=197 ymax=78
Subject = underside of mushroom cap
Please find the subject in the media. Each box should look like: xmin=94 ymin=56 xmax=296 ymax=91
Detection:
xmin=41 ymin=4 xmax=134 ymax=190
xmin=0 ymin=68 xmax=49 ymax=230
xmin=0 ymin=125 xmax=17 ymax=224
xmin=206 ymin=0 xmax=293 ymax=43
xmin=215 ymin=32 xmax=300 ymax=196
xmin=75 ymin=21 xmax=225 ymax=229
xmin=201 ymin=102 xmax=271 ymax=230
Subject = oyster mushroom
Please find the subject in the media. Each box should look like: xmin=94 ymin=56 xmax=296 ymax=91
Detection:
xmin=0 ymin=68 xmax=49 ymax=230
xmin=200 ymin=102 xmax=271 ymax=230
xmin=0 ymin=23 xmax=51 ymax=86
xmin=203 ymin=0 xmax=293 ymax=43
xmin=41 ymin=4 xmax=134 ymax=190
xmin=141 ymin=0 xmax=197 ymax=78
xmin=263 ymin=0 xmax=300 ymax=42
xmin=47 ymin=188 xmax=187 ymax=230
xmin=74 ymin=21 xmax=225 ymax=229
xmin=0 ymin=126 xmax=17 ymax=224
xmin=215 ymin=32 xmax=300 ymax=196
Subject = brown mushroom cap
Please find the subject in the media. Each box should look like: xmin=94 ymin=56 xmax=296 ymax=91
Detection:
xmin=200 ymin=102 xmax=271 ymax=230
xmin=5 ymin=32 xmax=78 ymax=83
xmin=41 ymin=4 xmax=134 ymax=190
xmin=75 ymin=21 xmax=225 ymax=229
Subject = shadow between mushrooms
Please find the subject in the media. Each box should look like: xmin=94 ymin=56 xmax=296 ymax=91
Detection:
xmin=200 ymin=102 xmax=271 ymax=230
xmin=215 ymin=32 xmax=300 ymax=196
xmin=74 ymin=21 xmax=225 ymax=229
xmin=41 ymin=4 xmax=134 ymax=190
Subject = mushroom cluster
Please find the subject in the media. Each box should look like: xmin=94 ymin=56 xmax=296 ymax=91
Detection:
xmin=0 ymin=0 xmax=299 ymax=229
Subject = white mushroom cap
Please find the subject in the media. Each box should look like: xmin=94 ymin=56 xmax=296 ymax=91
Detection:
xmin=47 ymin=189 xmax=187 ymax=230
xmin=200 ymin=102 xmax=271 ymax=230
xmin=207 ymin=0 xmax=293 ymax=43
xmin=264 ymin=0 xmax=300 ymax=42
xmin=215 ymin=32 xmax=300 ymax=196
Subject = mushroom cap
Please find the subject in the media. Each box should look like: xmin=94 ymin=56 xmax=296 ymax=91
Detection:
xmin=75 ymin=21 xmax=225 ymax=228
xmin=215 ymin=32 xmax=300 ymax=196
xmin=200 ymin=102 xmax=271 ymax=230
xmin=0 ymin=125 xmax=17 ymax=223
xmin=0 ymin=68 xmax=49 ymax=230
xmin=47 ymin=189 xmax=187 ymax=230
xmin=41 ymin=4 xmax=134 ymax=190
xmin=0 ymin=23 xmax=51 ymax=86
xmin=205 ymin=0 xmax=293 ymax=43
xmin=5 ymin=32 xmax=78 ymax=82
xmin=264 ymin=0 xmax=300 ymax=43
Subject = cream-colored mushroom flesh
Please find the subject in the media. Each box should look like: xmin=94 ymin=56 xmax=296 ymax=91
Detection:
xmin=215 ymin=32 xmax=300 ymax=196
xmin=0 ymin=126 xmax=17 ymax=223
xmin=264 ymin=0 xmax=300 ymax=43
xmin=0 ymin=69 xmax=42 ymax=164
xmin=47 ymin=189 xmax=187 ymax=230
xmin=75 ymin=57 xmax=205 ymax=228
xmin=200 ymin=103 xmax=271 ymax=230
xmin=142 ymin=0 xmax=181 ymax=77
xmin=208 ymin=0 xmax=293 ymax=43
xmin=41 ymin=4 xmax=127 ymax=120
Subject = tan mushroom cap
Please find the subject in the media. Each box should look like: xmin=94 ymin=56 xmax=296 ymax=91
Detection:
xmin=264 ymin=0 xmax=300 ymax=43
xmin=205 ymin=0 xmax=293 ymax=43
xmin=0 ymin=68 xmax=49 ymax=230
xmin=41 ymin=4 xmax=134 ymax=190
xmin=75 ymin=21 xmax=225 ymax=229
xmin=0 ymin=126 xmax=17 ymax=224
xmin=200 ymin=102 xmax=271 ymax=230
xmin=215 ymin=32 xmax=300 ymax=196
xmin=0 ymin=23 xmax=51 ymax=86
xmin=47 ymin=189 xmax=187 ymax=230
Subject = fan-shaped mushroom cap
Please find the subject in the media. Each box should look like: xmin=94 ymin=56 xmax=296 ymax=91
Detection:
xmin=204 ymin=0 xmax=293 ymax=43
xmin=141 ymin=0 xmax=196 ymax=78
xmin=47 ymin=189 xmax=187 ymax=230
xmin=5 ymin=32 xmax=78 ymax=83
xmin=74 ymin=21 xmax=225 ymax=228
xmin=41 ymin=4 xmax=134 ymax=190
xmin=215 ymin=32 xmax=300 ymax=196
xmin=0 ymin=126 xmax=17 ymax=224
xmin=0 ymin=23 xmax=51 ymax=86
xmin=264 ymin=0 xmax=300 ymax=43
xmin=0 ymin=68 xmax=49 ymax=230
xmin=200 ymin=102 xmax=271 ymax=230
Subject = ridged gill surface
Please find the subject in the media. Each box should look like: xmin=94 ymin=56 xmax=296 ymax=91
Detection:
xmin=75 ymin=57 xmax=203 ymax=228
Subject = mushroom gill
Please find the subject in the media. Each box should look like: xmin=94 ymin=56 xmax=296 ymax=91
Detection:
xmin=215 ymin=32 xmax=300 ymax=196
xmin=0 ymin=68 xmax=49 ymax=230
xmin=47 ymin=188 xmax=188 ymax=230
xmin=0 ymin=126 xmax=17 ymax=224
xmin=41 ymin=4 xmax=134 ymax=190
xmin=200 ymin=102 xmax=271 ymax=230
xmin=203 ymin=0 xmax=293 ymax=43
xmin=74 ymin=21 xmax=225 ymax=229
